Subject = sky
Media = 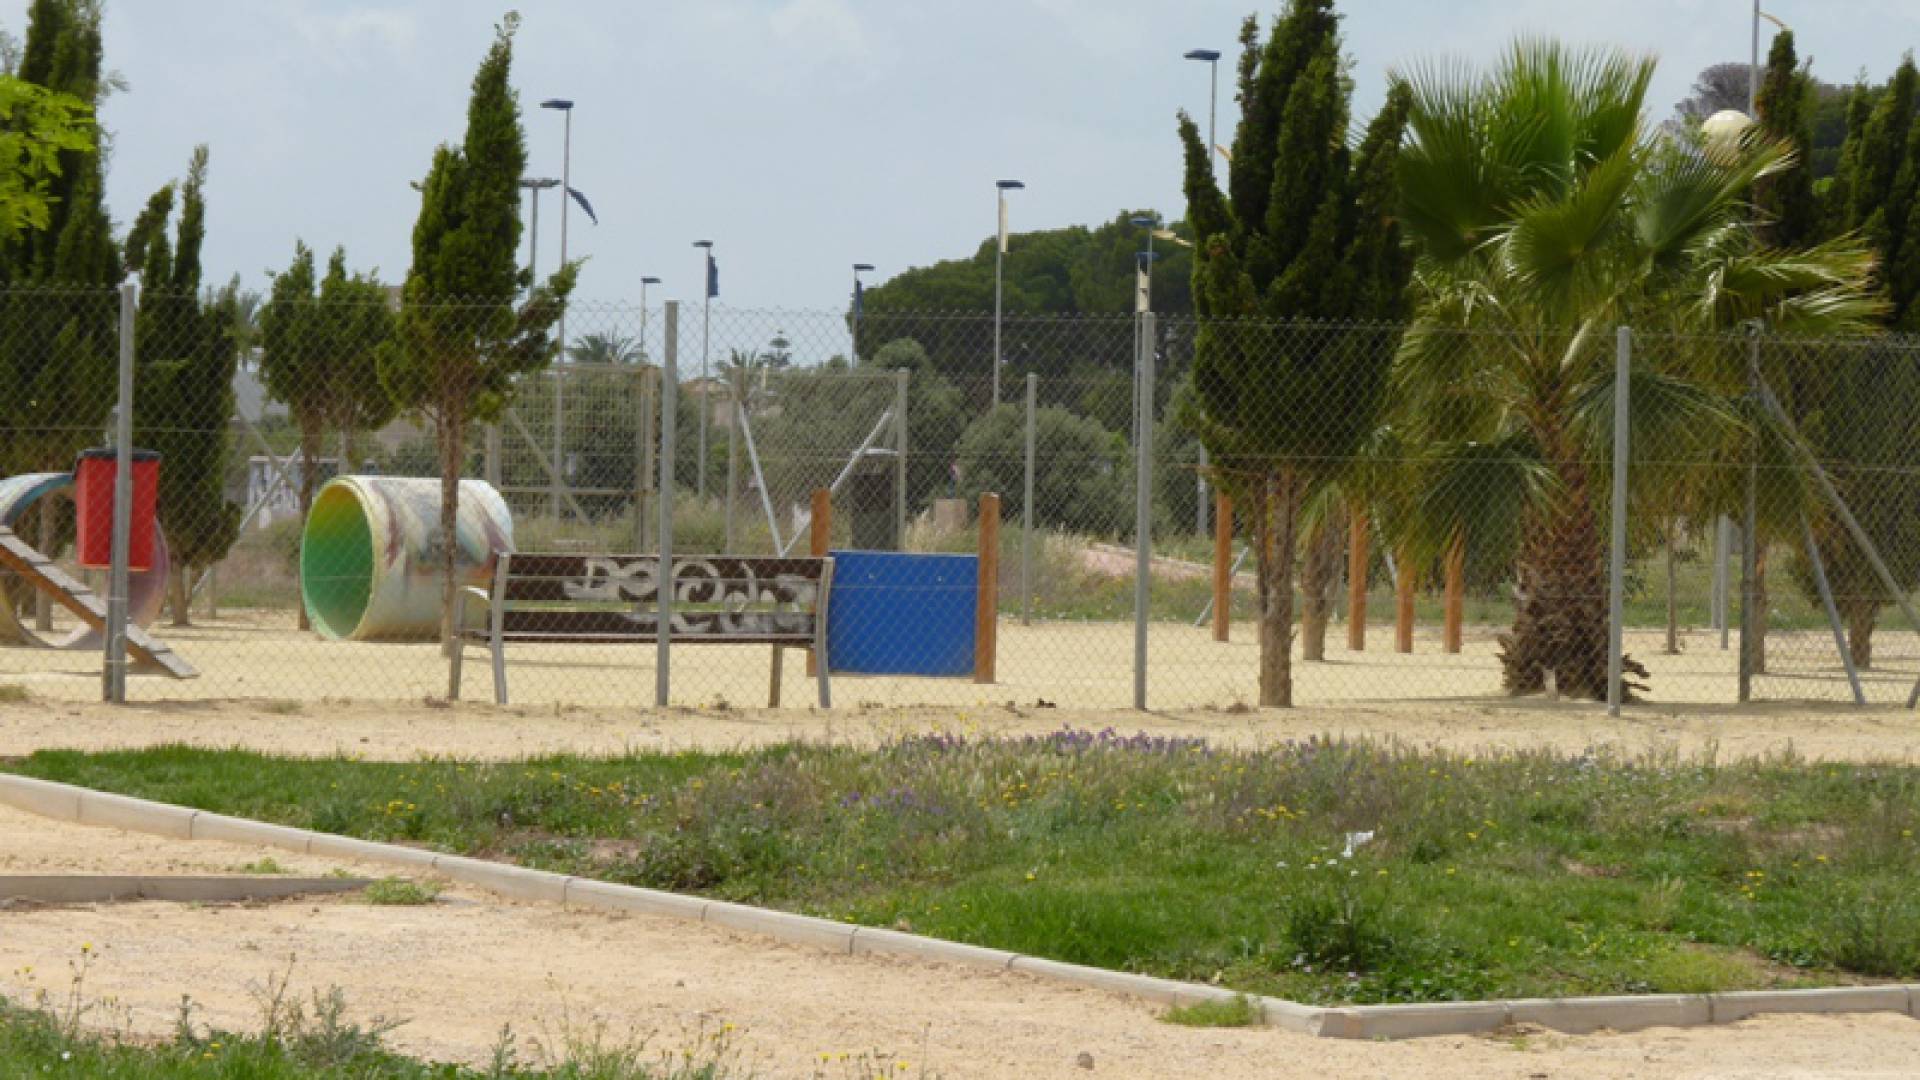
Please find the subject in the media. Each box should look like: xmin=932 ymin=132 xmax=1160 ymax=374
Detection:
xmin=6 ymin=0 xmax=1920 ymax=314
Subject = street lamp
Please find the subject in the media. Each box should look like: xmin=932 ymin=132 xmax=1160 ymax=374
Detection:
xmin=1748 ymin=5 xmax=1789 ymax=115
xmin=994 ymin=180 xmax=1024 ymax=406
xmin=539 ymin=99 xmax=575 ymax=521
xmin=520 ymin=177 xmax=560 ymax=282
xmin=852 ymin=263 xmax=874 ymax=366
xmin=639 ymin=276 xmax=661 ymax=363
xmin=693 ymin=239 xmax=715 ymax=499
xmin=1130 ymin=213 xmax=1160 ymax=313
xmin=1185 ymin=47 xmax=1222 ymax=539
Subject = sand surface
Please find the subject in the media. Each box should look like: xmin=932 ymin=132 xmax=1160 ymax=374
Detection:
xmin=3 ymin=803 xmax=1918 ymax=1078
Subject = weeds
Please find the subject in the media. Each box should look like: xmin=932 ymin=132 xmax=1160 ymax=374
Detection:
xmin=361 ymin=878 xmax=440 ymax=906
xmin=0 ymin=683 xmax=30 ymax=704
xmin=13 ymin=734 xmax=1920 ymax=1003
xmin=1162 ymin=996 xmax=1259 ymax=1028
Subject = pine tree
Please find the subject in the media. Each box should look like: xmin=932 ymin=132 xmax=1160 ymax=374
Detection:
xmin=1177 ymin=0 xmax=1413 ymax=706
xmin=379 ymin=12 xmax=571 ymax=695
xmin=128 ymin=147 xmax=241 ymax=626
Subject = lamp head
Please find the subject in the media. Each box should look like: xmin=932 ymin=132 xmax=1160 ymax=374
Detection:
xmin=520 ymin=177 xmax=560 ymax=190
xmin=540 ymin=98 xmax=574 ymax=111
xmin=853 ymin=263 xmax=875 ymax=273
xmin=996 ymin=180 xmax=1025 ymax=191
xmin=642 ymin=276 xmax=661 ymax=285
xmin=1131 ymin=214 xmax=1158 ymax=229
xmin=1184 ymin=49 xmax=1221 ymax=62
xmin=693 ymin=240 xmax=714 ymax=250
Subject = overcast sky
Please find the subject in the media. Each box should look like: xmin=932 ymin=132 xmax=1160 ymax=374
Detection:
xmin=6 ymin=1 xmax=1920 ymax=313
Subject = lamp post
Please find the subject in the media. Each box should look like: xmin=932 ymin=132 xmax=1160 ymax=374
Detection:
xmin=693 ymin=240 xmax=714 ymax=499
xmin=852 ymin=263 xmax=874 ymax=366
xmin=1185 ymin=48 xmax=1221 ymax=539
xmin=539 ymin=98 xmax=575 ymax=522
xmin=994 ymin=180 xmax=1024 ymax=407
xmin=520 ymin=177 xmax=559 ymax=280
xmin=639 ymin=275 xmax=661 ymax=363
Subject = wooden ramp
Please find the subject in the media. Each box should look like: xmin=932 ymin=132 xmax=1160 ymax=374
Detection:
xmin=0 ymin=527 xmax=197 ymax=679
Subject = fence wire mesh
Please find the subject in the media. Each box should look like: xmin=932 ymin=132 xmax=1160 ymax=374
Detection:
xmin=3 ymin=284 xmax=1918 ymax=713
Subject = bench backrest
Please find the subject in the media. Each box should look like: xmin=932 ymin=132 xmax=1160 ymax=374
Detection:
xmin=492 ymin=553 xmax=830 ymax=643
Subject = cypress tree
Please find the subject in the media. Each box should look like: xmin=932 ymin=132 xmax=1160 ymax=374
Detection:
xmin=379 ymin=12 xmax=572 ymax=695
xmin=1755 ymin=31 xmax=1819 ymax=249
xmin=129 ymin=146 xmax=240 ymax=626
xmin=1177 ymin=0 xmax=1413 ymax=705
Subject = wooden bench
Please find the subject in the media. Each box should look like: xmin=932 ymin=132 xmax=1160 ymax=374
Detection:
xmin=454 ymin=552 xmax=833 ymax=707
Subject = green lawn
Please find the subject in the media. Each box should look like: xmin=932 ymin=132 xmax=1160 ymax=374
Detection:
xmin=12 ymin=735 xmax=1920 ymax=1005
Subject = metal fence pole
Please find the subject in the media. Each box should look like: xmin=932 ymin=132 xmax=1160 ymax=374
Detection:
xmin=484 ymin=424 xmax=501 ymax=489
xmin=1714 ymin=516 xmax=1731 ymax=648
xmin=1022 ymin=372 xmax=1036 ymax=626
xmin=725 ymin=366 xmax=742 ymax=552
xmin=1607 ymin=326 xmax=1630 ymax=717
xmin=656 ymin=301 xmax=679 ymax=708
xmin=103 ymin=278 xmax=137 ymax=704
xmin=1197 ymin=445 xmax=1210 ymax=537
xmin=641 ymin=367 xmax=657 ymax=552
xmin=1739 ymin=324 xmax=1761 ymax=704
xmin=551 ymin=367 xmax=564 ymax=522
xmin=894 ymin=368 xmax=909 ymax=550
xmin=633 ymin=365 xmax=649 ymax=552
xmin=1134 ymin=312 xmax=1155 ymax=711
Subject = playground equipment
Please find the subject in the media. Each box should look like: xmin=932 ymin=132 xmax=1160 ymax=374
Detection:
xmin=299 ymin=476 xmax=513 ymax=641
xmin=0 ymin=470 xmax=168 ymax=650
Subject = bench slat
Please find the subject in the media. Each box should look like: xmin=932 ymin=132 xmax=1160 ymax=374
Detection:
xmin=492 ymin=607 xmax=813 ymax=640
xmin=501 ymin=554 xmax=826 ymax=604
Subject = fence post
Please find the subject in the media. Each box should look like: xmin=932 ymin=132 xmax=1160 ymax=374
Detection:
xmin=1212 ymin=493 xmax=1231 ymax=643
xmin=103 ymin=278 xmax=138 ymax=704
xmin=1134 ymin=311 xmax=1155 ymax=711
xmin=1739 ymin=324 xmax=1760 ymax=704
xmin=894 ymin=368 xmax=909 ymax=550
xmin=1197 ymin=445 xmax=1210 ymax=538
xmin=725 ymin=366 xmax=742 ymax=552
xmin=807 ymin=488 xmax=831 ymax=677
xmin=1714 ymin=517 xmax=1732 ymax=649
xmin=975 ymin=492 xmax=999 ymax=683
xmin=656 ymin=301 xmax=679 ymax=709
xmin=551 ymin=366 xmax=565 ymax=522
xmin=1607 ymin=325 xmax=1630 ymax=717
xmin=1347 ymin=511 xmax=1368 ymax=651
xmin=1395 ymin=551 xmax=1415 ymax=654
xmin=485 ymin=424 xmax=501 ymax=489
xmin=1021 ymin=372 xmax=1036 ymax=626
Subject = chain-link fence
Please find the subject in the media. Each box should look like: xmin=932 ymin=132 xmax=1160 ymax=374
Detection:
xmin=4 ymin=284 xmax=1918 ymax=712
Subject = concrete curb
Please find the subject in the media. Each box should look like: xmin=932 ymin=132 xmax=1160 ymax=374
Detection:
xmin=5 ymin=772 xmax=1919 ymax=1041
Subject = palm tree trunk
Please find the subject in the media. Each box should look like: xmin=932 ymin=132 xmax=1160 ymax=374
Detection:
xmin=1847 ymin=603 xmax=1875 ymax=669
xmin=1395 ymin=549 xmax=1415 ymax=653
xmin=1347 ymin=510 xmax=1369 ymax=651
xmin=1500 ymin=431 xmax=1646 ymax=700
xmin=1256 ymin=467 xmax=1300 ymax=707
xmin=1300 ymin=504 xmax=1344 ymax=663
xmin=1443 ymin=534 xmax=1465 ymax=653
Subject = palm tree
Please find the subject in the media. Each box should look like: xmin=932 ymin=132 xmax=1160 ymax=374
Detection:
xmin=567 ymin=331 xmax=642 ymax=366
xmin=1391 ymin=40 xmax=1881 ymax=700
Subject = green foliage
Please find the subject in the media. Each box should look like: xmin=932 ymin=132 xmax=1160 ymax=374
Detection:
xmin=1161 ymin=996 xmax=1259 ymax=1028
xmin=1754 ymin=32 xmax=1820 ymax=249
xmin=21 ymin=738 xmax=1920 ymax=1004
xmin=955 ymin=402 xmax=1129 ymax=536
xmin=259 ymin=243 xmax=398 ymax=479
xmin=361 ymin=877 xmax=440 ymax=906
xmin=0 ymin=74 xmax=90 ymax=240
xmin=1177 ymin=0 xmax=1414 ymax=705
xmin=130 ymin=147 xmax=242 ymax=596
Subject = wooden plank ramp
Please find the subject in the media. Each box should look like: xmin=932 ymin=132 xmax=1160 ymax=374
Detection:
xmin=0 ymin=527 xmax=197 ymax=679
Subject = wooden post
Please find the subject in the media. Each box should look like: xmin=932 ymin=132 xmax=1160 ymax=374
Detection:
xmin=1395 ymin=550 xmax=1416 ymax=654
xmin=806 ymin=488 xmax=831 ymax=677
xmin=975 ymin=492 xmax=1000 ymax=683
xmin=1212 ymin=491 xmax=1232 ymax=643
xmin=1346 ymin=511 xmax=1368 ymax=651
xmin=1443 ymin=534 xmax=1465 ymax=654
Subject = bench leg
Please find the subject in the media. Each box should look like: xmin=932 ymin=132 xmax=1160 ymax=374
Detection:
xmin=491 ymin=636 xmax=508 ymax=705
xmin=769 ymin=645 xmax=784 ymax=708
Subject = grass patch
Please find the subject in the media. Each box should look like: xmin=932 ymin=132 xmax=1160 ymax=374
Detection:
xmin=235 ymin=857 xmax=289 ymax=875
xmin=361 ymin=878 xmax=439 ymax=906
xmin=0 ymin=683 xmax=30 ymax=704
xmin=11 ymin=735 xmax=1920 ymax=1004
xmin=1162 ymin=995 xmax=1259 ymax=1028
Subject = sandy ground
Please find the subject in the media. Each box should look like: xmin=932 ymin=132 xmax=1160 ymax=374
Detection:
xmin=2 ymin=607 xmax=1904 ymax=712
xmin=3 ymin=804 xmax=1919 ymax=1078
xmin=4 ymin=694 xmax=1920 ymax=764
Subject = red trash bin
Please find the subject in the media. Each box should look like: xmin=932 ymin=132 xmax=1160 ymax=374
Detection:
xmin=74 ymin=448 xmax=161 ymax=571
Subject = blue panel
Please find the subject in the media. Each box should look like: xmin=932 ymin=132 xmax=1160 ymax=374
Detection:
xmin=825 ymin=550 xmax=976 ymax=677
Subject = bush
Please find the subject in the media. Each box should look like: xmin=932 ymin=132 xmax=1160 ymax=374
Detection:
xmin=955 ymin=403 xmax=1130 ymax=536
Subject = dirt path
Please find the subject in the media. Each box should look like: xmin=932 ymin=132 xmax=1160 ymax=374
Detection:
xmin=2 ymin=804 xmax=1917 ymax=1078
xmin=6 ymin=697 xmax=1920 ymax=764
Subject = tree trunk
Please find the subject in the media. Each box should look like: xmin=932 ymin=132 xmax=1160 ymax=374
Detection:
xmin=295 ymin=427 xmax=321 ymax=632
xmin=1299 ymin=504 xmax=1343 ymax=663
xmin=1347 ymin=510 xmax=1369 ymax=651
xmin=440 ymin=409 xmax=465 ymax=701
xmin=168 ymin=555 xmax=192 ymax=627
xmin=1255 ymin=468 xmax=1300 ymax=707
xmin=1443 ymin=534 xmax=1465 ymax=654
xmin=1664 ymin=520 xmax=1679 ymax=655
xmin=1753 ymin=547 xmax=1769 ymax=676
xmin=1500 ymin=434 xmax=1647 ymax=701
xmin=1394 ymin=549 xmax=1415 ymax=653
xmin=1847 ymin=603 xmax=1876 ymax=670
